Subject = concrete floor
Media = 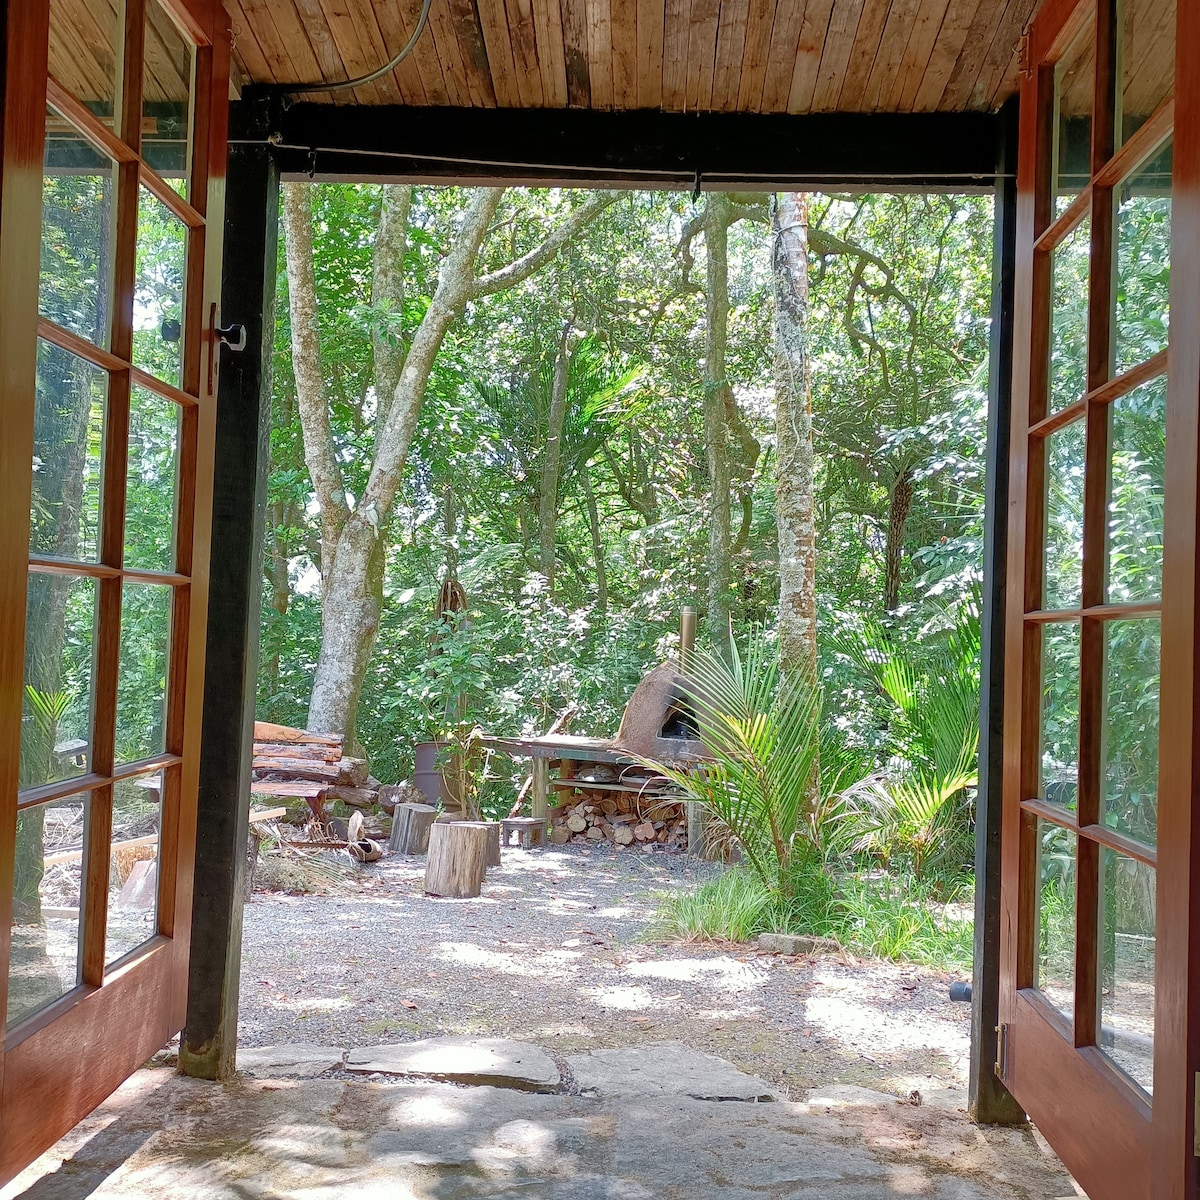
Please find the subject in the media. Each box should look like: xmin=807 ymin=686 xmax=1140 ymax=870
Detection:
xmin=0 ymin=1042 xmax=1080 ymax=1199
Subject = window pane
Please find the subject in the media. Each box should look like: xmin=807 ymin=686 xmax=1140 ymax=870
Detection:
xmin=1040 ymin=622 xmax=1081 ymax=809
xmin=1050 ymin=217 xmax=1091 ymax=410
xmin=133 ymin=185 xmax=187 ymax=388
xmin=48 ymin=0 xmax=119 ymax=118
xmin=1100 ymin=847 xmax=1155 ymax=1093
xmin=1054 ymin=15 xmax=1095 ymax=216
xmin=22 ymin=573 xmax=97 ymax=791
xmin=1107 ymin=376 xmax=1165 ymax=602
xmin=1102 ymin=618 xmax=1159 ymax=846
xmin=116 ymin=582 xmax=171 ymax=764
xmin=1119 ymin=0 xmax=1175 ymax=145
xmin=1044 ymin=421 xmax=1085 ymax=610
xmin=8 ymin=794 xmax=87 ymax=1029
xmin=143 ymin=0 xmax=195 ymax=187
xmin=41 ymin=108 xmax=116 ymax=347
xmin=1114 ymin=140 xmax=1172 ymax=374
xmin=1037 ymin=819 xmax=1076 ymax=1019
xmin=31 ymin=338 xmax=106 ymax=564
xmin=125 ymin=385 xmax=180 ymax=571
xmin=107 ymin=771 xmax=162 ymax=966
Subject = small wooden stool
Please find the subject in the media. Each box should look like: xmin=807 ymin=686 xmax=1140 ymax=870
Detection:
xmin=501 ymin=816 xmax=547 ymax=848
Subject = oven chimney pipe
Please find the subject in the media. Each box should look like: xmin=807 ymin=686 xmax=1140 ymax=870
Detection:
xmin=680 ymin=607 xmax=697 ymax=674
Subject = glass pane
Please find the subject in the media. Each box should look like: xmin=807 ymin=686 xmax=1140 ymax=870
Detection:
xmin=1114 ymin=140 xmax=1172 ymax=374
xmin=133 ymin=185 xmax=187 ymax=388
xmin=8 ymin=795 xmax=87 ymax=1029
xmin=1119 ymin=0 xmax=1175 ymax=145
xmin=1050 ymin=216 xmax=1091 ymax=410
xmin=1100 ymin=847 xmax=1155 ymax=1093
xmin=1040 ymin=622 xmax=1081 ymax=809
xmin=116 ymin=582 xmax=171 ymax=764
xmin=1102 ymin=618 xmax=1160 ymax=845
xmin=41 ymin=108 xmax=116 ymax=347
xmin=1044 ymin=421 xmax=1085 ymax=609
xmin=1054 ymin=15 xmax=1095 ymax=216
xmin=107 ymin=771 xmax=163 ymax=965
xmin=1107 ymin=376 xmax=1165 ymax=602
xmin=143 ymin=0 xmax=195 ymax=186
xmin=1037 ymin=818 xmax=1077 ymax=1018
xmin=48 ymin=0 xmax=119 ymax=118
xmin=31 ymin=338 xmax=106 ymax=563
xmin=125 ymin=386 xmax=180 ymax=571
xmin=21 ymin=574 xmax=97 ymax=790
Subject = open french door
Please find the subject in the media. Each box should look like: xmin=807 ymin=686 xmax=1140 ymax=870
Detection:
xmin=0 ymin=0 xmax=229 ymax=1182
xmin=997 ymin=0 xmax=1200 ymax=1196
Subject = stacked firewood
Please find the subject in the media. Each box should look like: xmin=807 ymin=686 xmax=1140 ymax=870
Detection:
xmin=250 ymin=721 xmax=380 ymax=822
xmin=549 ymin=785 xmax=688 ymax=850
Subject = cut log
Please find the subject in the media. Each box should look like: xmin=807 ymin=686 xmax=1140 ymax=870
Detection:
xmin=634 ymin=822 xmax=656 ymax=841
xmin=337 ymin=757 xmax=370 ymax=787
xmin=453 ymin=821 xmax=501 ymax=868
xmin=586 ymin=826 xmax=604 ymax=841
xmin=613 ymin=825 xmax=634 ymax=845
xmin=566 ymin=813 xmax=587 ymax=833
xmin=250 ymin=780 xmax=327 ymax=799
xmin=253 ymin=757 xmax=342 ymax=781
xmin=425 ymin=823 xmax=488 ymax=898
xmin=389 ymin=803 xmax=437 ymax=854
xmin=551 ymin=825 xmax=571 ymax=845
xmin=253 ymin=742 xmax=343 ymax=763
xmin=253 ymin=721 xmax=342 ymax=748
xmin=325 ymin=785 xmax=378 ymax=809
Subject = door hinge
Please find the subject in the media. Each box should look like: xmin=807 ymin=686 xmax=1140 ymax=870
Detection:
xmin=995 ymin=1023 xmax=1009 ymax=1080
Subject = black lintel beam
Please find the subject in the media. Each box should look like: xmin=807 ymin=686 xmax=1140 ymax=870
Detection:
xmin=235 ymin=97 xmax=1003 ymax=190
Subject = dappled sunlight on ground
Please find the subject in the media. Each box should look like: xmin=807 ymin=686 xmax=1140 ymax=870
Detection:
xmin=625 ymin=955 xmax=768 ymax=991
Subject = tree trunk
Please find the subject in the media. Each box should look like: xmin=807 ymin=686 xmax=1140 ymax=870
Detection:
xmin=884 ymin=467 xmax=915 ymax=612
xmin=772 ymin=193 xmax=818 ymax=684
xmin=582 ymin=469 xmax=608 ymax=614
xmin=538 ymin=328 xmax=570 ymax=590
xmin=702 ymin=195 xmax=734 ymax=658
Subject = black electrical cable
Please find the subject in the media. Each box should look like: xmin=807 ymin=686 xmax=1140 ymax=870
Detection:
xmin=285 ymin=0 xmax=436 ymax=95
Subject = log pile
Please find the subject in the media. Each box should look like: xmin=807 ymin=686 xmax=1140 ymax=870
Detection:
xmin=250 ymin=721 xmax=381 ymax=823
xmin=549 ymin=784 xmax=689 ymax=851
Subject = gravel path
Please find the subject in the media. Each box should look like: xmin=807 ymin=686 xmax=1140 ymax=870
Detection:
xmin=239 ymin=843 xmax=975 ymax=1107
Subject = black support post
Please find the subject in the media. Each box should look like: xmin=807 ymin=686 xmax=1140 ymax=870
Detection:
xmin=180 ymin=113 xmax=279 ymax=1080
xmin=969 ymin=97 xmax=1025 ymax=1125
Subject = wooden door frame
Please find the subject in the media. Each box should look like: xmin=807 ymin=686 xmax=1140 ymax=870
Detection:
xmin=0 ymin=0 xmax=229 ymax=1182
xmin=999 ymin=0 xmax=1189 ymax=1194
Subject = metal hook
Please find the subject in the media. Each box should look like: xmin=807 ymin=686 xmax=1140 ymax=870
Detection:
xmin=692 ymin=169 xmax=702 ymax=203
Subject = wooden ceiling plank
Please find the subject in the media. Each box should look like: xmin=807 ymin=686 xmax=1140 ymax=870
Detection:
xmin=369 ymin=0 xmax=438 ymax=104
xmin=49 ymin=0 xmax=118 ymax=107
xmin=423 ymin=0 xmax=480 ymax=106
xmin=862 ymin=0 xmax=924 ymax=109
xmin=636 ymin=0 xmax=665 ymax=106
xmin=985 ymin=41 xmax=1023 ymax=108
xmin=834 ymin=0 xmax=895 ymax=110
xmin=660 ymin=0 xmax=690 ymax=108
xmin=910 ymin=0 xmax=983 ymax=110
xmin=560 ymin=0 xmax=594 ymax=104
xmin=475 ymin=0 xmax=523 ymax=105
xmin=1121 ymin=0 xmax=1176 ymax=120
xmin=940 ymin=0 xmax=1021 ymax=109
xmin=504 ymin=0 xmax=547 ymax=105
xmin=810 ymin=0 xmax=866 ymax=110
xmin=761 ymin=0 xmax=811 ymax=111
xmin=970 ymin=0 xmax=1038 ymax=109
xmin=445 ymin=0 xmax=500 ymax=107
xmin=685 ymin=0 xmax=722 ymax=110
xmin=225 ymin=0 xmax=276 ymax=87
xmin=886 ymin=0 xmax=952 ymax=110
xmin=786 ymin=0 xmax=834 ymax=112
xmin=239 ymin=0 xmax=318 ymax=86
xmin=308 ymin=0 xmax=391 ymax=103
xmin=710 ymin=0 xmax=750 ymax=111
xmin=587 ymin=0 xmax=615 ymax=107
xmin=734 ymin=0 xmax=778 ymax=110
xmin=531 ymin=0 xmax=569 ymax=106
xmin=610 ymin=0 xmax=638 ymax=106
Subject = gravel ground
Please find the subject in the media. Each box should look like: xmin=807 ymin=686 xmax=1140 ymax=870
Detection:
xmin=238 ymin=842 xmax=976 ymax=1107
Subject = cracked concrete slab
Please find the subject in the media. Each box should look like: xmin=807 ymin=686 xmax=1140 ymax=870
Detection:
xmin=237 ymin=1045 xmax=344 ymax=1078
xmin=567 ymin=1042 xmax=779 ymax=1101
xmin=346 ymin=1035 xmax=561 ymax=1092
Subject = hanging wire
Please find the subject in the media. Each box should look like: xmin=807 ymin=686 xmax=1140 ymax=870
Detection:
xmin=286 ymin=0 xmax=437 ymax=95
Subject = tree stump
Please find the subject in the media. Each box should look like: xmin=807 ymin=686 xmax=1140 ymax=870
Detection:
xmin=389 ymin=802 xmax=437 ymax=854
xmin=424 ymin=822 xmax=487 ymax=898
xmin=453 ymin=821 xmax=501 ymax=868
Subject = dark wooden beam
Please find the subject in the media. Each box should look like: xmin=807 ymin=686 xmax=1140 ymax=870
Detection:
xmin=233 ymin=97 xmax=1003 ymax=190
xmin=179 ymin=108 xmax=278 ymax=1081
xmin=969 ymin=96 xmax=1026 ymax=1126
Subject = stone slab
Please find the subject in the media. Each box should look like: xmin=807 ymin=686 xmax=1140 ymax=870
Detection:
xmin=804 ymin=1083 xmax=902 ymax=1107
xmin=346 ymin=1036 xmax=561 ymax=1092
xmin=757 ymin=932 xmax=839 ymax=955
xmin=237 ymin=1044 xmax=345 ymax=1078
xmin=567 ymin=1042 xmax=778 ymax=1102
